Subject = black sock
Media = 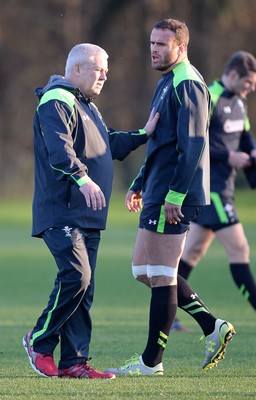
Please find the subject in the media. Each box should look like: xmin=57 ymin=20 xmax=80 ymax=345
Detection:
xmin=178 ymin=259 xmax=193 ymax=280
xmin=230 ymin=263 xmax=256 ymax=310
xmin=142 ymin=286 xmax=177 ymax=367
xmin=177 ymin=275 xmax=216 ymax=336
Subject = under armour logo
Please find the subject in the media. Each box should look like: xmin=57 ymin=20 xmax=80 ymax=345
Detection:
xmin=207 ymin=341 xmax=216 ymax=353
xmin=128 ymin=368 xmax=142 ymax=376
xmin=62 ymin=226 xmax=73 ymax=237
xmin=191 ymin=293 xmax=197 ymax=300
xmin=148 ymin=219 xmax=157 ymax=225
xmin=82 ymin=115 xmax=90 ymax=121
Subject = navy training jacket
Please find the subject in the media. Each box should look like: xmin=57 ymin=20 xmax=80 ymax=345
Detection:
xmin=130 ymin=60 xmax=211 ymax=207
xmin=32 ymin=75 xmax=148 ymax=236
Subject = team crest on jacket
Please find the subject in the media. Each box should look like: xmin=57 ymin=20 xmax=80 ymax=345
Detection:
xmin=62 ymin=226 xmax=73 ymax=237
xmin=160 ymin=85 xmax=169 ymax=100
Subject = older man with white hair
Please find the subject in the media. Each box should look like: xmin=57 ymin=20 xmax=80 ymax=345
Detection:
xmin=22 ymin=43 xmax=159 ymax=379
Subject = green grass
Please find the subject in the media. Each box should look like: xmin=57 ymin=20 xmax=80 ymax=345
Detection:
xmin=0 ymin=190 xmax=256 ymax=399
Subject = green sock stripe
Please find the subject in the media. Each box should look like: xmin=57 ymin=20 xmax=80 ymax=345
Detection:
xmin=188 ymin=307 xmax=210 ymax=315
xmin=181 ymin=300 xmax=201 ymax=310
xmin=157 ymin=339 xmax=166 ymax=348
xmin=181 ymin=301 xmax=209 ymax=315
xmin=240 ymin=284 xmax=250 ymax=300
xmin=159 ymin=330 xmax=168 ymax=340
xmin=157 ymin=331 xmax=168 ymax=348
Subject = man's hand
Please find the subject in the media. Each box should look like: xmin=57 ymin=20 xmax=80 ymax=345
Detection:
xmin=250 ymin=149 xmax=256 ymax=165
xmin=79 ymin=179 xmax=106 ymax=211
xmin=228 ymin=151 xmax=251 ymax=169
xmin=125 ymin=190 xmax=143 ymax=212
xmin=164 ymin=201 xmax=184 ymax=224
xmin=143 ymin=108 xmax=160 ymax=139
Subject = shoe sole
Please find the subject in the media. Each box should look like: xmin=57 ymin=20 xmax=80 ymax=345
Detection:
xmin=202 ymin=325 xmax=236 ymax=370
xmin=105 ymin=369 xmax=164 ymax=376
xmin=60 ymin=373 xmax=116 ymax=379
xmin=22 ymin=335 xmax=58 ymax=378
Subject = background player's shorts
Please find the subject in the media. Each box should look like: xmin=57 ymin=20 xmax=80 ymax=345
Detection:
xmin=194 ymin=192 xmax=239 ymax=232
xmin=139 ymin=203 xmax=201 ymax=234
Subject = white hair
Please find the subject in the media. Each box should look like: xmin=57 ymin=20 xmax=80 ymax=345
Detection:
xmin=65 ymin=43 xmax=108 ymax=75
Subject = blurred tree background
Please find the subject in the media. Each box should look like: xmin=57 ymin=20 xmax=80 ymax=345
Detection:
xmin=1 ymin=0 xmax=256 ymax=198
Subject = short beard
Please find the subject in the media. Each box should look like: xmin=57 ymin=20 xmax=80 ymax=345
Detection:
xmin=155 ymin=55 xmax=179 ymax=72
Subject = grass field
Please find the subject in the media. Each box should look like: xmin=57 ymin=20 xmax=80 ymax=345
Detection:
xmin=0 ymin=190 xmax=255 ymax=399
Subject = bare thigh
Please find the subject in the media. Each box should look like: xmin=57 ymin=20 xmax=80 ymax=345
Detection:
xmin=215 ymin=223 xmax=250 ymax=263
xmin=181 ymin=222 xmax=215 ymax=266
xmin=133 ymin=228 xmax=187 ymax=267
xmin=132 ymin=228 xmax=188 ymax=287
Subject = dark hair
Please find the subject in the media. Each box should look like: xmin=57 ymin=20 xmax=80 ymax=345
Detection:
xmin=224 ymin=51 xmax=256 ymax=77
xmin=153 ymin=19 xmax=189 ymax=47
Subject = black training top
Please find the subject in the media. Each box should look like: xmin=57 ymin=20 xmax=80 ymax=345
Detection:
xmin=208 ymin=79 xmax=256 ymax=198
xmin=130 ymin=60 xmax=211 ymax=207
xmin=32 ymin=75 xmax=148 ymax=236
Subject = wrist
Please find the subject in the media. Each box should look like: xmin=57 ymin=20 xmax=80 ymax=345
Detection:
xmin=77 ymin=175 xmax=91 ymax=187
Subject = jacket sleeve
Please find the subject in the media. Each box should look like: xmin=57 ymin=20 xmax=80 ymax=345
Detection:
xmin=209 ymin=108 xmax=229 ymax=162
xmin=129 ymin=162 xmax=145 ymax=192
xmin=36 ymin=98 xmax=89 ymax=187
xmin=165 ymin=80 xmax=210 ymax=205
xmin=240 ymin=130 xmax=256 ymax=189
xmin=239 ymin=129 xmax=256 ymax=154
xmin=108 ymin=128 xmax=148 ymax=161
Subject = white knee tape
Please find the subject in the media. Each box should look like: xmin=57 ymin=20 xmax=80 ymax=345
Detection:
xmin=132 ymin=264 xmax=147 ymax=279
xmin=147 ymin=265 xmax=177 ymax=278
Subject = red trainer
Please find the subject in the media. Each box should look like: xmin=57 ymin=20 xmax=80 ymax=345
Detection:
xmin=22 ymin=331 xmax=59 ymax=377
xmin=60 ymin=363 xmax=116 ymax=379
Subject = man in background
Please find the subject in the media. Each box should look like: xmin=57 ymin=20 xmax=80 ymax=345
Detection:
xmin=178 ymin=50 xmax=256 ymax=319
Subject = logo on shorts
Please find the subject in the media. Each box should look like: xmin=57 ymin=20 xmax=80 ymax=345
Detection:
xmin=148 ymin=219 xmax=157 ymax=225
xmin=62 ymin=226 xmax=73 ymax=237
xmin=224 ymin=203 xmax=235 ymax=222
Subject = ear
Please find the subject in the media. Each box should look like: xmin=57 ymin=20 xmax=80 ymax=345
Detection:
xmin=177 ymin=43 xmax=186 ymax=55
xmin=74 ymin=63 xmax=80 ymax=76
xmin=229 ymin=69 xmax=239 ymax=80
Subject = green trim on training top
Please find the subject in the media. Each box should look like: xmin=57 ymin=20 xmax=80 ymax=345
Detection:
xmin=38 ymin=88 xmax=76 ymax=138
xmin=209 ymin=80 xmax=250 ymax=129
xmin=208 ymin=80 xmax=225 ymax=116
xmin=129 ymin=163 xmax=145 ymax=190
xmin=30 ymin=282 xmax=62 ymax=346
xmin=38 ymin=88 xmax=76 ymax=110
xmin=38 ymin=87 xmax=81 ymax=184
xmin=165 ymin=190 xmax=186 ymax=206
xmin=173 ymin=61 xmax=206 ymax=105
xmin=210 ymin=192 xmax=229 ymax=223
xmin=50 ymin=164 xmax=87 ymax=186
xmin=244 ymin=116 xmax=250 ymax=132
xmin=76 ymin=175 xmax=91 ymax=186
xmin=173 ymin=61 xmax=205 ymax=88
xmin=109 ymin=129 xmax=147 ymax=136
